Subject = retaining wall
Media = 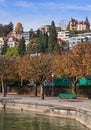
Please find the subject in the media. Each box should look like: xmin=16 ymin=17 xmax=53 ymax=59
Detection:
xmin=0 ymin=100 xmax=91 ymax=129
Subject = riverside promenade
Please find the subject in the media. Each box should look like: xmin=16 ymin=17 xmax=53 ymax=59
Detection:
xmin=0 ymin=94 xmax=91 ymax=112
xmin=0 ymin=94 xmax=91 ymax=129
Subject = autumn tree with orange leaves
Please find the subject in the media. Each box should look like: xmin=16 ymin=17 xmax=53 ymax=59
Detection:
xmin=16 ymin=56 xmax=32 ymax=86
xmin=29 ymin=55 xmax=52 ymax=99
xmin=52 ymin=43 xmax=91 ymax=94
xmin=16 ymin=55 xmax=52 ymax=99
xmin=0 ymin=56 xmax=17 ymax=96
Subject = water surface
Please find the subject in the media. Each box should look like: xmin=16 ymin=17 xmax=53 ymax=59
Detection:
xmin=0 ymin=109 xmax=90 ymax=130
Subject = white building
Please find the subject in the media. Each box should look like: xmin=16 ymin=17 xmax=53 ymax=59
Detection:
xmin=0 ymin=37 xmax=4 ymax=49
xmin=22 ymin=32 xmax=30 ymax=46
xmin=68 ymin=36 xmax=86 ymax=49
xmin=7 ymin=36 xmax=19 ymax=47
xmin=78 ymin=33 xmax=91 ymax=41
xmin=57 ymin=31 xmax=71 ymax=41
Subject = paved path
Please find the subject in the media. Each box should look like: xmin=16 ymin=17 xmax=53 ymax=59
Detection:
xmin=0 ymin=94 xmax=91 ymax=112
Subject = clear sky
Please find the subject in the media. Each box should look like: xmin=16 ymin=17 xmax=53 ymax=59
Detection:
xmin=0 ymin=0 xmax=91 ymax=31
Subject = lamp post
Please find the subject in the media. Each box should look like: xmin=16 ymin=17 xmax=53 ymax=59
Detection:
xmin=51 ymin=73 xmax=54 ymax=96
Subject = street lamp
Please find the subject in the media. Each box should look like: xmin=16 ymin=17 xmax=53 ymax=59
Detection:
xmin=51 ymin=73 xmax=54 ymax=96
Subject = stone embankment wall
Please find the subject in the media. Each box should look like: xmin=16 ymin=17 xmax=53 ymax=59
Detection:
xmin=0 ymin=100 xmax=91 ymax=129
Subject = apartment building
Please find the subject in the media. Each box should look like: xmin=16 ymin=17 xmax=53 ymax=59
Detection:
xmin=22 ymin=32 xmax=30 ymax=46
xmin=57 ymin=31 xmax=71 ymax=41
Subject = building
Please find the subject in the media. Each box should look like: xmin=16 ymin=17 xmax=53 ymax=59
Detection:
xmin=7 ymin=36 xmax=19 ymax=47
xmin=39 ymin=25 xmax=50 ymax=33
xmin=39 ymin=25 xmax=61 ymax=35
xmin=22 ymin=32 xmax=30 ymax=46
xmin=0 ymin=37 xmax=5 ymax=51
xmin=7 ymin=30 xmax=22 ymax=40
xmin=57 ymin=31 xmax=71 ymax=41
xmin=68 ymin=36 xmax=86 ymax=49
xmin=68 ymin=18 xmax=90 ymax=31
xmin=56 ymin=27 xmax=61 ymax=32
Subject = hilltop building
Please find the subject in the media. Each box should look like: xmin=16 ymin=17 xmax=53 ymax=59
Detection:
xmin=67 ymin=18 xmax=90 ymax=31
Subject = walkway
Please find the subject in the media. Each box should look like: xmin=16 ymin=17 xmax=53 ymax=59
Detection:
xmin=0 ymin=94 xmax=91 ymax=112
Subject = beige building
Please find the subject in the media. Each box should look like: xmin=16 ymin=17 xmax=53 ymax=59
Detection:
xmin=68 ymin=18 xmax=90 ymax=31
xmin=7 ymin=30 xmax=22 ymax=40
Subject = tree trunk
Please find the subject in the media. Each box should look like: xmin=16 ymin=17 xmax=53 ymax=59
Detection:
xmin=72 ymin=77 xmax=77 ymax=94
xmin=20 ymin=79 xmax=23 ymax=86
xmin=34 ymin=84 xmax=37 ymax=96
xmin=1 ymin=80 xmax=4 ymax=93
xmin=2 ymin=79 xmax=7 ymax=97
xmin=40 ymin=85 xmax=44 ymax=99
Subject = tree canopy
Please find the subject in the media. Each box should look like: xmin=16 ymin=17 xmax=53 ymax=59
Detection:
xmin=15 ymin=22 xmax=23 ymax=34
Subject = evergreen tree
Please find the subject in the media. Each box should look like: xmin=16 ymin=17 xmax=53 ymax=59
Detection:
xmin=8 ymin=22 xmax=14 ymax=32
xmin=48 ymin=21 xmax=58 ymax=53
xmin=4 ymin=22 xmax=14 ymax=35
xmin=27 ymin=38 xmax=39 ymax=55
xmin=36 ymin=29 xmax=41 ymax=37
xmin=85 ymin=17 xmax=90 ymax=31
xmin=38 ymin=32 xmax=48 ymax=53
xmin=29 ymin=29 xmax=36 ymax=39
xmin=44 ymin=33 xmax=48 ymax=53
xmin=18 ymin=37 xmax=26 ymax=56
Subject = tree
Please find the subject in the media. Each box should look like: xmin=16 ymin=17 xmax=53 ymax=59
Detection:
xmin=15 ymin=22 xmax=23 ymax=34
xmin=0 ymin=24 xmax=7 ymax=36
xmin=52 ymin=42 xmax=91 ymax=94
xmin=16 ymin=56 xmax=32 ymax=86
xmin=0 ymin=22 xmax=13 ymax=36
xmin=0 ymin=56 xmax=16 ymax=96
xmin=16 ymin=55 xmax=52 ymax=98
xmin=5 ymin=22 xmax=14 ymax=34
xmin=38 ymin=32 xmax=48 ymax=53
xmin=27 ymin=38 xmax=39 ymax=55
xmin=36 ymin=29 xmax=41 ymax=38
xmin=29 ymin=55 xmax=52 ymax=99
xmin=18 ymin=37 xmax=26 ymax=56
xmin=85 ymin=17 xmax=90 ymax=31
xmin=59 ymin=20 xmax=67 ymax=30
xmin=1 ymin=41 xmax=8 ymax=55
xmin=48 ymin=21 xmax=59 ymax=53
xmin=6 ymin=47 xmax=19 ymax=57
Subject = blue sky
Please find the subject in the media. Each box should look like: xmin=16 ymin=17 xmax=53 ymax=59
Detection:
xmin=0 ymin=0 xmax=91 ymax=31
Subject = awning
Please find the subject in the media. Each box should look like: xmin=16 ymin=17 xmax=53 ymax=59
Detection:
xmin=77 ymin=77 xmax=91 ymax=87
xmin=54 ymin=77 xmax=72 ymax=87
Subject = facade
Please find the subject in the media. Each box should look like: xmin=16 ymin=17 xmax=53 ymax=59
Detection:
xmin=7 ymin=30 xmax=22 ymax=40
xmin=39 ymin=25 xmax=50 ymax=33
xmin=22 ymin=32 xmax=30 ymax=46
xmin=0 ymin=37 xmax=4 ymax=49
xmin=0 ymin=36 xmax=19 ymax=49
xmin=57 ymin=31 xmax=71 ymax=41
xmin=0 ymin=37 xmax=6 ymax=53
xmin=7 ymin=36 xmax=19 ymax=47
xmin=68 ymin=36 xmax=86 ymax=49
xmin=68 ymin=18 xmax=90 ymax=31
